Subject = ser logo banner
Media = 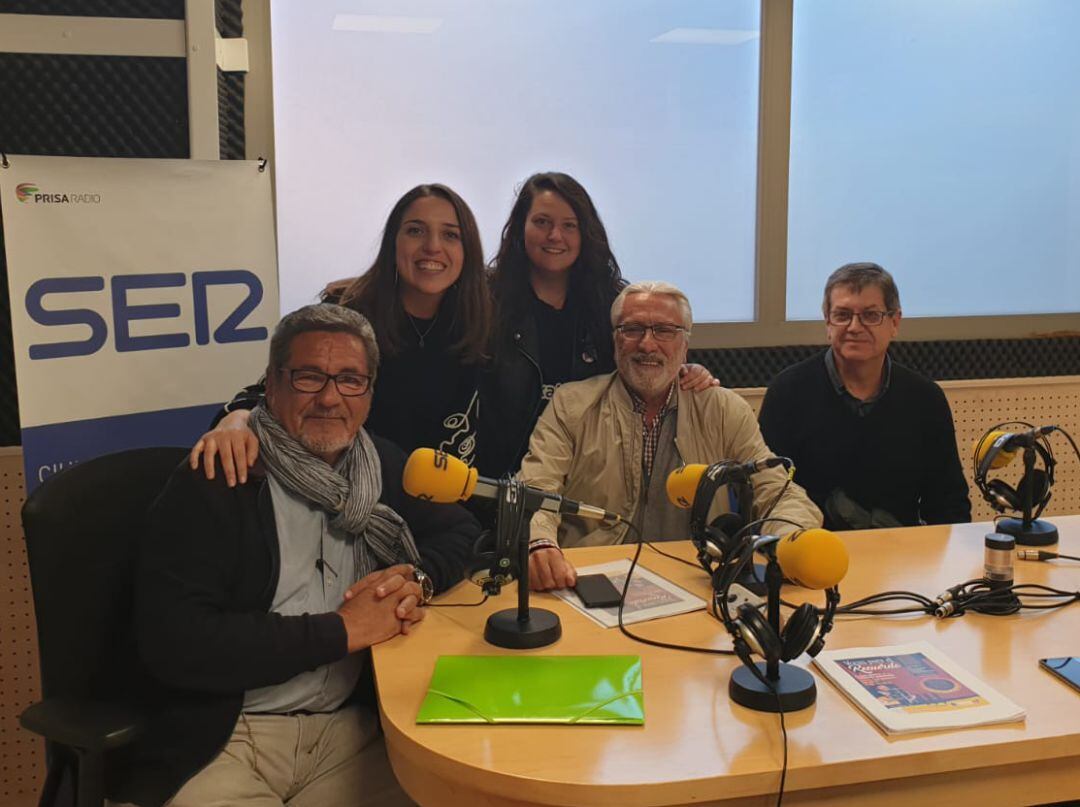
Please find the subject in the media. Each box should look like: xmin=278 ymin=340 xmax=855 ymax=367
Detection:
xmin=25 ymin=270 xmax=268 ymax=359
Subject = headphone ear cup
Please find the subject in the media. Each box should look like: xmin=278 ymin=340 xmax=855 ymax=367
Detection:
xmin=466 ymin=531 xmax=497 ymax=582
xmin=779 ymin=603 xmax=820 ymax=661
xmin=985 ymin=479 xmax=1020 ymax=511
xmin=1016 ymin=469 xmax=1050 ymax=506
xmin=735 ymin=604 xmax=781 ymax=662
xmin=701 ymin=527 xmax=727 ymax=561
xmin=707 ymin=513 xmax=744 ymax=555
xmin=730 ymin=633 xmax=758 ymax=671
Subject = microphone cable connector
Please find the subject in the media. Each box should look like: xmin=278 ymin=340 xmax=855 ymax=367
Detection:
xmin=1018 ymin=549 xmax=1080 ymax=562
xmin=1018 ymin=549 xmax=1054 ymax=561
xmin=933 ymin=587 xmax=959 ymax=607
xmin=934 ymin=600 xmax=958 ymax=618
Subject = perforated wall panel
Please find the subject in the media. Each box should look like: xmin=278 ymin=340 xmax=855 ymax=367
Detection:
xmin=0 ymin=1 xmax=182 ymax=16
xmin=736 ymin=377 xmax=1080 ymax=524
xmin=690 ymin=337 xmax=1080 ymax=390
xmin=943 ymin=377 xmax=1080 ymax=523
xmin=0 ymin=449 xmax=40 ymax=807
xmin=217 ymin=0 xmax=246 ymax=160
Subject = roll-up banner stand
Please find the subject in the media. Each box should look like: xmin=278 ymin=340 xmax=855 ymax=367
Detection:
xmin=1 ymin=156 xmax=279 ymax=493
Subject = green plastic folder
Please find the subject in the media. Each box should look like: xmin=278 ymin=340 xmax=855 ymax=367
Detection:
xmin=416 ymin=655 xmax=644 ymax=725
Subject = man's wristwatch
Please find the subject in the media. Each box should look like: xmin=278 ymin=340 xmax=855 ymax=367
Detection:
xmin=412 ymin=566 xmax=434 ymax=605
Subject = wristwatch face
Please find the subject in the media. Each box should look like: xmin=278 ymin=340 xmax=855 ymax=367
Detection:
xmin=413 ymin=567 xmax=434 ymax=604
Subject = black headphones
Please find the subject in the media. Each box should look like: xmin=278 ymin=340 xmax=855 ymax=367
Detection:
xmin=715 ymin=532 xmax=839 ymax=675
xmin=973 ymin=426 xmax=1056 ymax=517
xmin=466 ymin=478 xmax=527 ymax=595
xmin=688 ymin=461 xmax=752 ymax=578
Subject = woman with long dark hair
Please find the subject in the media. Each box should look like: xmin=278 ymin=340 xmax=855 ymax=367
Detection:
xmin=195 ymin=183 xmax=492 ymax=483
xmin=481 ymin=171 xmax=714 ymax=477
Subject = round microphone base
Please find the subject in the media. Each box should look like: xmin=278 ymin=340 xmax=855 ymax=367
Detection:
xmin=997 ymin=517 xmax=1058 ymax=547
xmin=485 ymin=607 xmax=562 ymax=649
xmin=729 ymin=662 xmax=816 ymax=712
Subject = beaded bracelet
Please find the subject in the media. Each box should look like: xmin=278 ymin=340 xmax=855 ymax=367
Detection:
xmin=528 ymin=539 xmax=562 ymax=555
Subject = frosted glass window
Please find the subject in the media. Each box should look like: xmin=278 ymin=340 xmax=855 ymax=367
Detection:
xmin=272 ymin=1 xmax=760 ymax=322
xmin=787 ymin=0 xmax=1080 ymax=319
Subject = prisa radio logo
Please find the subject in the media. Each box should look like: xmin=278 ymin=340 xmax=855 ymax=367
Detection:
xmin=15 ymin=183 xmax=38 ymax=202
xmin=16 ymin=181 xmax=101 ymax=204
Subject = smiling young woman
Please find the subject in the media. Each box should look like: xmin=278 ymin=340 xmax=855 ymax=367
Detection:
xmin=332 ymin=184 xmax=491 ymax=462
xmin=481 ymin=172 xmax=717 ymax=478
xmin=192 ymin=184 xmax=493 ymax=484
xmin=481 ymin=173 xmax=626 ymax=476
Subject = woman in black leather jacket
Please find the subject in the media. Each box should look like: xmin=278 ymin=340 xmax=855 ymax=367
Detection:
xmin=481 ymin=172 xmax=714 ymax=478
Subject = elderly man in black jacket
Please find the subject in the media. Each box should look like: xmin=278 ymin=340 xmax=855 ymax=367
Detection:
xmin=120 ymin=304 xmax=476 ymax=807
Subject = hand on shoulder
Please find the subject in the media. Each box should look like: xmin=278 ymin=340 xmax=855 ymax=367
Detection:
xmin=190 ymin=409 xmax=258 ymax=487
xmin=679 ymin=363 xmax=721 ymax=392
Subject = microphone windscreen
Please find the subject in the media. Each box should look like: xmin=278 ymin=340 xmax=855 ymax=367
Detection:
xmin=973 ymin=431 xmax=1016 ymax=470
xmin=402 ymin=448 xmax=477 ymax=503
xmin=776 ymin=528 xmax=849 ymax=589
xmin=666 ymin=464 xmax=708 ymax=508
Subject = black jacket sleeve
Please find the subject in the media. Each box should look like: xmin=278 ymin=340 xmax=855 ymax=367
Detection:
xmin=918 ymin=383 xmax=972 ymax=525
xmin=137 ymin=469 xmax=347 ymax=694
xmin=209 ymin=378 xmax=266 ymax=428
xmin=373 ymin=435 xmax=478 ymax=593
xmin=758 ymin=376 xmax=796 ymax=460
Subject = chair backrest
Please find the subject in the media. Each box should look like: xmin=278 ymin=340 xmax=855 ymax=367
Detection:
xmin=22 ymin=447 xmax=190 ymax=703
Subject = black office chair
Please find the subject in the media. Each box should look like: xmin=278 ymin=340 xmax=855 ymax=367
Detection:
xmin=19 ymin=447 xmax=189 ymax=807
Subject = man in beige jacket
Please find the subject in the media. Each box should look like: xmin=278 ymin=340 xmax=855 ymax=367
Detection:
xmin=520 ymin=281 xmax=822 ymax=590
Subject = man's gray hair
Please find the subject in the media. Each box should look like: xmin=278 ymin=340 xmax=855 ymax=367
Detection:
xmin=822 ymin=262 xmax=901 ymax=318
xmin=268 ymin=303 xmax=380 ymax=377
xmin=610 ymin=281 xmax=693 ymax=330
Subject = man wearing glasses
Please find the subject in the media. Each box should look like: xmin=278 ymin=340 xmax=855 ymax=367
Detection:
xmin=759 ymin=263 xmax=970 ymax=530
xmin=520 ymin=281 xmax=821 ymax=591
xmin=123 ymin=304 xmax=476 ymax=806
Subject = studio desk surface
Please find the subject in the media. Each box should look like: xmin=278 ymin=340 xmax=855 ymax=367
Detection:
xmin=371 ymin=518 xmax=1080 ymax=807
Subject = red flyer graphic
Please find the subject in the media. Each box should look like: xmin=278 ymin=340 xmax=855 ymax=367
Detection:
xmin=837 ymin=652 xmax=987 ymax=712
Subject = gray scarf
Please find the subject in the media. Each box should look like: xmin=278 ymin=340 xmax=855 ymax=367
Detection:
xmin=249 ymin=405 xmax=421 ymax=578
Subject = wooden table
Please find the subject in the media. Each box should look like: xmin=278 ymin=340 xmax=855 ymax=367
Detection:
xmin=372 ymin=518 xmax=1080 ymax=806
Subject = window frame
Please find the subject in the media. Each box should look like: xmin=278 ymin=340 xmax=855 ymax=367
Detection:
xmin=245 ymin=0 xmax=1080 ymax=348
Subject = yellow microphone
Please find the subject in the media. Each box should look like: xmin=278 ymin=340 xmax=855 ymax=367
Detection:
xmin=402 ymin=448 xmax=485 ymax=503
xmin=667 ymin=457 xmax=791 ymax=509
xmin=973 ymin=431 xmax=1016 ymax=471
xmin=666 ymin=464 xmax=708 ymax=508
xmin=402 ymin=448 xmax=623 ymax=522
xmin=772 ymin=528 xmax=849 ymax=589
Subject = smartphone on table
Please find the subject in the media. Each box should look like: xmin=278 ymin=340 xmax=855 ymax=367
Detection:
xmin=574 ymin=573 xmax=623 ymax=609
xmin=1039 ymin=657 xmax=1080 ymax=694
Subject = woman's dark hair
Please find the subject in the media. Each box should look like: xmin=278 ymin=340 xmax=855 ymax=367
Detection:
xmin=334 ymin=184 xmax=491 ymax=363
xmin=489 ymin=172 xmax=626 ymax=361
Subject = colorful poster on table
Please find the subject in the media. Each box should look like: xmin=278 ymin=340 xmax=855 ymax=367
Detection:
xmin=1 ymin=156 xmax=278 ymax=492
xmin=835 ymin=652 xmax=987 ymax=712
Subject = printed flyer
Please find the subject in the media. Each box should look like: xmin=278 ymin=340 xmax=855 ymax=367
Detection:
xmin=814 ymin=642 xmax=1025 ymax=734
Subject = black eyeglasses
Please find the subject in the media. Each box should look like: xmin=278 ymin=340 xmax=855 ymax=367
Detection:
xmin=615 ymin=323 xmax=688 ymax=342
xmin=827 ymin=309 xmax=896 ymax=327
xmin=278 ymin=368 xmax=372 ymax=397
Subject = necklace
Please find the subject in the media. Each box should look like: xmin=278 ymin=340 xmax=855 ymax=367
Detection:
xmin=407 ymin=312 xmax=438 ymax=348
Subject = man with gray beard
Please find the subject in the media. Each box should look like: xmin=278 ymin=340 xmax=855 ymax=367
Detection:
xmin=519 ymin=281 xmax=821 ymax=591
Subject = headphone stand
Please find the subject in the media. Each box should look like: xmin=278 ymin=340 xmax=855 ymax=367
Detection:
xmin=729 ymin=557 xmax=816 ymax=712
xmin=484 ymin=486 xmax=562 ymax=649
xmin=997 ymin=445 xmax=1058 ymax=547
xmin=997 ymin=518 xmax=1058 ymax=547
